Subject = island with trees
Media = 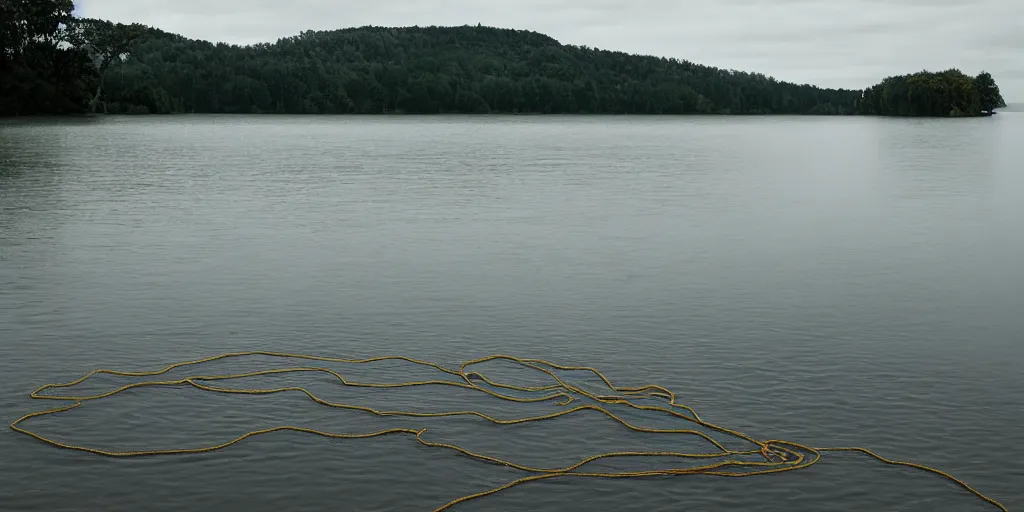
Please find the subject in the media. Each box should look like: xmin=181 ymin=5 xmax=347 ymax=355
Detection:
xmin=1 ymin=1 xmax=1006 ymax=117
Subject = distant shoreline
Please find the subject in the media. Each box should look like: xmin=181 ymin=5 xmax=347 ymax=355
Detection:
xmin=4 ymin=13 xmax=1003 ymax=117
xmin=2 ymin=111 xmax=1006 ymax=120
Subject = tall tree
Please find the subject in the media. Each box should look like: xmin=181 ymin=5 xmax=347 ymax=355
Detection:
xmin=68 ymin=18 xmax=144 ymax=112
xmin=974 ymin=71 xmax=1005 ymax=113
xmin=1 ymin=0 xmax=96 ymax=115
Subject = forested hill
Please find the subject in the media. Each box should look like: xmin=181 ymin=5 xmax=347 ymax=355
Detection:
xmin=90 ymin=24 xmax=867 ymax=115
xmin=0 ymin=2 xmax=1007 ymax=116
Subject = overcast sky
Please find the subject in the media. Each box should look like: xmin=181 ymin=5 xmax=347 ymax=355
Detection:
xmin=77 ymin=0 xmax=1022 ymax=99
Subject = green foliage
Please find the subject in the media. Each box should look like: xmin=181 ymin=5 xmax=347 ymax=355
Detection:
xmin=973 ymin=71 xmax=1006 ymax=113
xmin=3 ymin=10 xmax=1008 ymax=118
xmin=859 ymin=69 xmax=1005 ymax=117
xmin=0 ymin=0 xmax=74 ymax=47
xmin=101 ymin=25 xmax=864 ymax=115
xmin=1 ymin=0 xmax=97 ymax=115
xmin=66 ymin=18 xmax=145 ymax=112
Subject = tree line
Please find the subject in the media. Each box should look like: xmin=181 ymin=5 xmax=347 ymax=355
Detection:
xmin=860 ymin=70 xmax=1005 ymax=117
xmin=1 ymin=1 xmax=1006 ymax=117
xmin=79 ymin=23 xmax=866 ymax=116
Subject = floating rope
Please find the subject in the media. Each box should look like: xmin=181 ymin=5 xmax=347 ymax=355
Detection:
xmin=9 ymin=351 xmax=1008 ymax=511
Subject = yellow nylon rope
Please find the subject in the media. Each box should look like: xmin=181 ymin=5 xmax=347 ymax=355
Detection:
xmin=9 ymin=351 xmax=1008 ymax=511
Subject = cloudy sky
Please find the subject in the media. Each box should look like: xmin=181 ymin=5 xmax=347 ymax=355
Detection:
xmin=76 ymin=0 xmax=1022 ymax=99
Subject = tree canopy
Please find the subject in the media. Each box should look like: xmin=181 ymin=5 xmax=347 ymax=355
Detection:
xmin=1 ymin=2 xmax=1008 ymax=117
xmin=66 ymin=17 xmax=145 ymax=112
xmin=0 ymin=0 xmax=96 ymax=115
xmin=84 ymin=24 xmax=872 ymax=115
xmin=858 ymin=69 xmax=1007 ymax=117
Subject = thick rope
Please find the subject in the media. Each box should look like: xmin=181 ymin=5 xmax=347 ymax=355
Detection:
xmin=9 ymin=351 xmax=1008 ymax=511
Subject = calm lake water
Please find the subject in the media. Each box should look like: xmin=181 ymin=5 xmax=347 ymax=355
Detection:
xmin=1 ymin=115 xmax=1022 ymax=511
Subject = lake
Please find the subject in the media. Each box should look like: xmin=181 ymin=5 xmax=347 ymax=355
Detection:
xmin=1 ymin=115 xmax=1022 ymax=511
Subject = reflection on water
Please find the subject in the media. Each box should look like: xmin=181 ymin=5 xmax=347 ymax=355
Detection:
xmin=873 ymin=116 xmax=1002 ymax=197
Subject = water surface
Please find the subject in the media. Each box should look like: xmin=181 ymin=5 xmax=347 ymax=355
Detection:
xmin=1 ymin=115 xmax=1022 ymax=511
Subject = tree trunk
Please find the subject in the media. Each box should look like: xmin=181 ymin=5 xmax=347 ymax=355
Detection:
xmin=90 ymin=60 xmax=111 ymax=113
xmin=91 ymin=80 xmax=104 ymax=113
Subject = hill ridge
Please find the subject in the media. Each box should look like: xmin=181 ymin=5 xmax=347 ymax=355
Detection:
xmin=0 ymin=4 xmax=1006 ymax=117
xmin=96 ymin=22 xmax=862 ymax=115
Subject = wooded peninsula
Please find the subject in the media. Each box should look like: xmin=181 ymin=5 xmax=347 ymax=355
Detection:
xmin=1 ymin=1 xmax=1007 ymax=117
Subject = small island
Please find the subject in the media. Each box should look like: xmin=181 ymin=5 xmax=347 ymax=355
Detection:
xmin=860 ymin=70 xmax=1005 ymax=117
xmin=1 ymin=2 xmax=1006 ymax=117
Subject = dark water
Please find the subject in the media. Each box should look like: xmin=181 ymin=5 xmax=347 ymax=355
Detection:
xmin=1 ymin=115 xmax=1022 ymax=511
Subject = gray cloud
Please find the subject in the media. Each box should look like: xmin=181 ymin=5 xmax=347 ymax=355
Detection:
xmin=77 ymin=0 xmax=1023 ymax=98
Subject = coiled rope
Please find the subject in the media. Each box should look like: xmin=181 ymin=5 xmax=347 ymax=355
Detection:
xmin=9 ymin=351 xmax=1008 ymax=511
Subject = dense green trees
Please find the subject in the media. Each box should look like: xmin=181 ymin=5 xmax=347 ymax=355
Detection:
xmin=91 ymin=24 xmax=866 ymax=115
xmin=858 ymin=69 xmax=1006 ymax=117
xmin=974 ymin=72 xmax=1005 ymax=114
xmin=1 ymin=0 xmax=97 ymax=115
xmin=67 ymin=18 xmax=145 ymax=113
xmin=1 ymin=3 xmax=1007 ymax=117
